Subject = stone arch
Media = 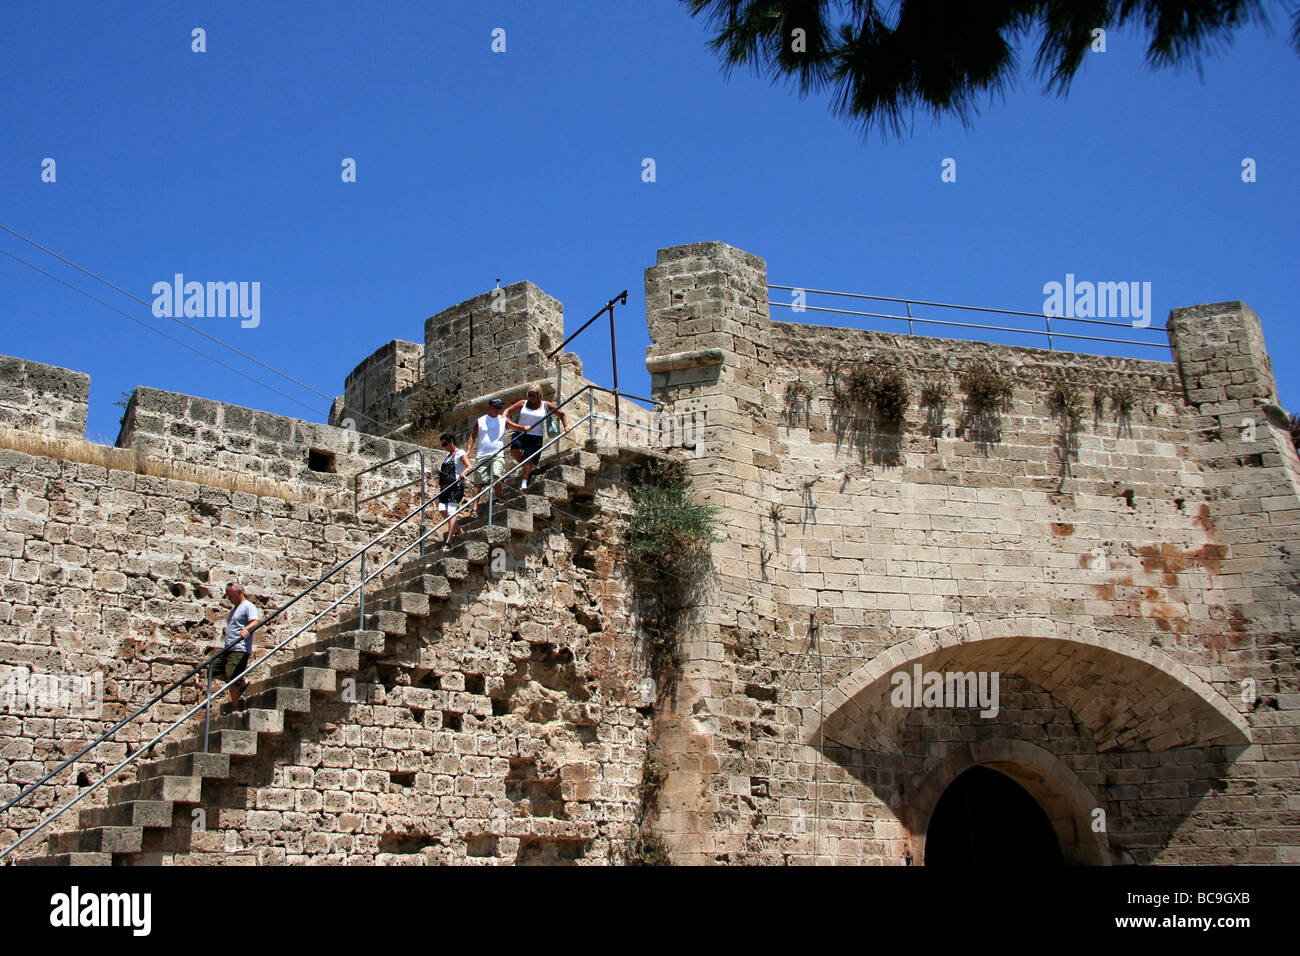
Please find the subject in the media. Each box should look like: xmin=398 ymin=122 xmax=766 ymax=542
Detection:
xmin=803 ymin=617 xmax=1250 ymax=753
xmin=909 ymin=739 xmax=1111 ymax=866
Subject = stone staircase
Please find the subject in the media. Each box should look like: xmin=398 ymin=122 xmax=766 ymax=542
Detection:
xmin=17 ymin=446 xmax=607 ymax=866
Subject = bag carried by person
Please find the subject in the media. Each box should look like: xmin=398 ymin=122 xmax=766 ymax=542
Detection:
xmin=438 ymin=454 xmax=464 ymax=500
xmin=438 ymin=455 xmax=457 ymax=489
xmin=544 ymin=408 xmax=561 ymax=438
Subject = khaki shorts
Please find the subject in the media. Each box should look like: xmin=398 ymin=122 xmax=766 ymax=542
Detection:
xmin=470 ymin=453 xmax=508 ymax=486
xmin=215 ymin=649 xmax=249 ymax=684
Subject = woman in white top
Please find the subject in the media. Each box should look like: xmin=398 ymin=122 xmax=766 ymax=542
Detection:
xmin=505 ymin=386 xmax=569 ymax=490
xmin=436 ymin=432 xmax=472 ymax=543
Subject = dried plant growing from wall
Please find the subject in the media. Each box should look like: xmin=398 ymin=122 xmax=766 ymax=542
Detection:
xmin=1109 ymin=384 xmax=1136 ymax=418
xmin=958 ymin=363 xmax=1012 ymax=448
xmin=620 ymin=751 xmax=671 ymax=864
xmin=829 ymin=359 xmax=912 ymax=467
xmin=1047 ymin=374 xmax=1087 ymax=487
xmin=406 ymin=381 xmax=461 ymax=442
xmin=959 ymin=364 xmax=1013 ymax=419
xmin=920 ymin=377 xmax=951 ymax=409
xmin=1048 ymin=376 xmax=1086 ymax=433
xmin=837 ymin=359 xmax=911 ymax=430
xmin=784 ymin=381 xmax=812 ymax=427
xmin=919 ymin=376 xmax=952 ymax=438
xmin=623 ymin=827 xmax=672 ymax=866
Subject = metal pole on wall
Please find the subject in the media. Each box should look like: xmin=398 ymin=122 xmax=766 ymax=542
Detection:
xmin=610 ymin=301 xmax=619 ymax=438
xmin=609 ymin=291 xmax=627 ymax=439
xmin=418 ymin=450 xmax=426 ymax=557
xmin=203 ymin=663 xmax=212 ymax=754
xmin=359 ymin=551 xmax=366 ymax=630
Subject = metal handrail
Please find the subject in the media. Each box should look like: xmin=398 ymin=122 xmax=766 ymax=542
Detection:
xmin=0 ymin=383 xmax=629 ymax=861
xmin=767 ymin=284 xmax=1171 ymax=352
xmin=546 ymin=290 xmax=630 ymax=425
xmin=354 ymin=447 xmax=427 ymax=556
xmin=354 ymin=448 xmax=426 ymax=509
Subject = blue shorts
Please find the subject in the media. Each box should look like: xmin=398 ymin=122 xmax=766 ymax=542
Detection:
xmin=511 ymin=433 xmax=544 ymax=458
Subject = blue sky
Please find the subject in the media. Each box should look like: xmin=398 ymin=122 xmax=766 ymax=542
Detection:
xmin=1 ymin=1 xmax=1296 ymax=443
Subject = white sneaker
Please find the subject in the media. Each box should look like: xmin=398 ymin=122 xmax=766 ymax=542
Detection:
xmin=521 ymin=479 xmax=528 ymax=490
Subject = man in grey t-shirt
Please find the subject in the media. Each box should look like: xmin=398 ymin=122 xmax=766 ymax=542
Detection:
xmin=216 ymin=581 xmax=260 ymax=711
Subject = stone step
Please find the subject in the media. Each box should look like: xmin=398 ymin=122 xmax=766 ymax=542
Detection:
xmin=242 ymin=685 xmax=313 ymax=716
xmin=204 ymin=707 xmax=284 ymax=735
xmin=78 ymin=799 xmax=177 ymax=830
xmin=17 ymin=851 xmax=112 ymax=866
xmin=371 ymin=572 xmax=457 ymax=600
xmin=394 ymin=576 xmax=451 ymax=601
xmin=316 ymin=606 xmax=412 ymax=641
xmin=462 ymin=489 xmax=549 ymax=521
xmin=391 ymin=557 xmax=469 ymax=589
xmin=108 ymin=774 xmax=203 ymax=805
xmin=370 ymin=590 xmax=432 ymax=618
xmin=138 ymin=825 xmax=222 ymax=856
xmin=267 ymin=645 xmax=359 ymax=682
xmin=447 ymin=537 xmax=497 ymax=564
xmin=171 ymin=729 xmax=258 ymax=759
xmin=535 ymin=478 xmax=570 ymax=501
xmin=553 ymin=445 xmax=601 ymax=467
xmin=248 ymin=665 xmax=337 ymax=696
xmin=136 ymin=751 xmax=231 ymax=783
xmin=553 ymin=463 xmax=588 ymax=488
xmin=315 ymin=628 xmax=388 ymax=656
xmin=459 ymin=508 xmax=533 ymax=536
xmin=569 ymin=449 xmax=602 ymax=473
xmin=51 ymin=825 xmax=142 ymax=855
xmin=520 ymin=494 xmax=553 ymax=517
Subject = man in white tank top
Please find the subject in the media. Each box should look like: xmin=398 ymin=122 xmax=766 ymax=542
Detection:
xmin=466 ymin=397 xmax=516 ymax=513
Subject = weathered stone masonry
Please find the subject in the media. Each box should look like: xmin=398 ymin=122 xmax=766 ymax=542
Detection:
xmin=644 ymin=241 xmax=1299 ymax=864
xmin=2 ymin=239 xmax=1298 ymax=865
xmin=0 ymin=372 xmax=430 ymax=848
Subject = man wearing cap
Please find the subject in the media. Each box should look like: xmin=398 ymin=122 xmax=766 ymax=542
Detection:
xmin=466 ymin=397 xmax=521 ymax=515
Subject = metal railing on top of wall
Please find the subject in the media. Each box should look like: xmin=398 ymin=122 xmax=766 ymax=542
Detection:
xmin=767 ymin=284 xmax=1171 ymax=355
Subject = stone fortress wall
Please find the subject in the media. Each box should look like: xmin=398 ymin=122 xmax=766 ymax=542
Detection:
xmin=0 ymin=355 xmax=89 ymax=439
xmin=643 ymin=241 xmax=1300 ymax=864
xmin=0 ymin=361 xmax=431 ymax=847
xmin=333 ymin=282 xmax=655 ymax=451
xmin=1 ymin=240 xmax=1297 ymax=864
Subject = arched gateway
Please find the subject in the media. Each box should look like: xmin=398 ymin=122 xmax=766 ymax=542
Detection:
xmin=804 ymin=618 xmax=1252 ymax=865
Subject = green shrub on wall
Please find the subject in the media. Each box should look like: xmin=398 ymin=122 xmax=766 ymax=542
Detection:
xmin=626 ymin=459 xmax=719 ymax=558
xmin=624 ymin=458 xmax=719 ymax=679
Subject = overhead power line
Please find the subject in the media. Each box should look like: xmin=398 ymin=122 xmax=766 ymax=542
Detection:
xmin=0 ymin=247 xmax=323 ymax=416
xmin=0 ymin=223 xmax=387 ymax=432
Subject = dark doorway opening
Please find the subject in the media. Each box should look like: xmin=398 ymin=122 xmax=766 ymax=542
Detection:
xmin=925 ymin=765 xmax=1063 ymax=867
